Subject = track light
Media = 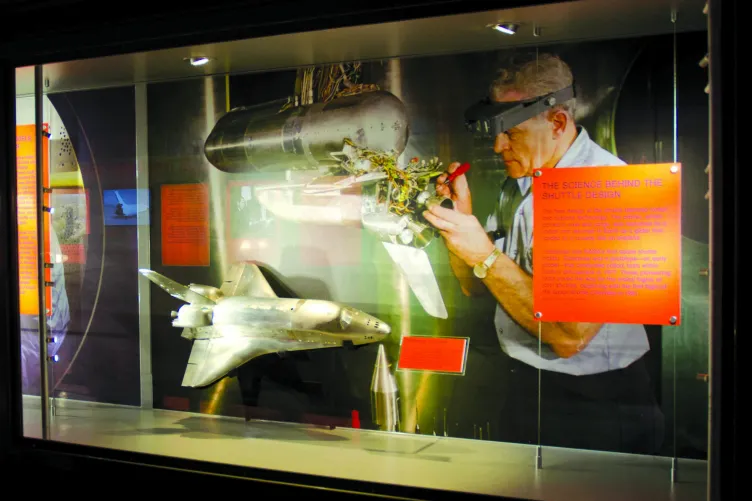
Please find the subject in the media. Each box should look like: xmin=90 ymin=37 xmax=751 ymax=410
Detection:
xmin=492 ymin=23 xmax=519 ymax=35
xmin=186 ymin=56 xmax=211 ymax=66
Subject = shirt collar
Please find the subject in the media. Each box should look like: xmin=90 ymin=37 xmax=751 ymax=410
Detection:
xmin=514 ymin=126 xmax=589 ymax=196
xmin=555 ymin=126 xmax=589 ymax=168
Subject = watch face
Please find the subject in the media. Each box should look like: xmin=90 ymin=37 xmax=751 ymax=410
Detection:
xmin=473 ymin=264 xmax=487 ymax=279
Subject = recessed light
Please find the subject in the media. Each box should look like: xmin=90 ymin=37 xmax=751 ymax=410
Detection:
xmin=186 ymin=56 xmax=211 ymax=66
xmin=492 ymin=23 xmax=519 ymax=35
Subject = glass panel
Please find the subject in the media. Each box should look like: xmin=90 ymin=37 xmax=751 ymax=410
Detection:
xmin=534 ymin=34 xmax=677 ymax=456
xmin=533 ymin=3 xmax=709 ymax=483
xmin=15 ymin=68 xmax=68 ymax=438
xmin=668 ymin=14 xmax=711 ymax=472
xmin=16 ymin=66 xmax=43 ymax=439
xmin=13 ymin=0 xmax=711 ymax=498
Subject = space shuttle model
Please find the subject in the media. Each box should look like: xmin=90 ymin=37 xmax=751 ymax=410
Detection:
xmin=203 ymin=90 xmax=450 ymax=319
xmin=140 ymin=263 xmax=390 ymax=388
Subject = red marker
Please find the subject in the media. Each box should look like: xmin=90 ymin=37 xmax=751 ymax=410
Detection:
xmin=442 ymin=162 xmax=471 ymax=185
xmin=351 ymin=410 xmax=361 ymax=429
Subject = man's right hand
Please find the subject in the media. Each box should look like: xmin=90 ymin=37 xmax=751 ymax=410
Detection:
xmin=436 ymin=161 xmax=472 ymax=215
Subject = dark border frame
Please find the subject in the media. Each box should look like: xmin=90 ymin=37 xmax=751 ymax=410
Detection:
xmin=0 ymin=0 xmax=736 ymax=498
xmin=707 ymin=1 xmax=738 ymax=500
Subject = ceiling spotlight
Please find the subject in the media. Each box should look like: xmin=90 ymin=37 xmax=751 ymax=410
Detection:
xmin=186 ymin=56 xmax=211 ymax=66
xmin=492 ymin=23 xmax=519 ymax=35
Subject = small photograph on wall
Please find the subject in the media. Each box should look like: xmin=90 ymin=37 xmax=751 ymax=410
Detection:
xmin=51 ymin=188 xmax=89 ymax=264
xmin=103 ymin=188 xmax=149 ymax=225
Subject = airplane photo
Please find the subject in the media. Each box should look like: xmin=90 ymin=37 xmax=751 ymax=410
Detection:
xmin=103 ymin=189 xmax=150 ymax=226
xmin=112 ymin=190 xmax=148 ymax=219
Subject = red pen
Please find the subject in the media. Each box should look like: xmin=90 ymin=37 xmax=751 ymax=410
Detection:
xmin=441 ymin=162 xmax=471 ymax=185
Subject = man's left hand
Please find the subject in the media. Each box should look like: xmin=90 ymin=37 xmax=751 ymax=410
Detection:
xmin=423 ymin=205 xmax=496 ymax=267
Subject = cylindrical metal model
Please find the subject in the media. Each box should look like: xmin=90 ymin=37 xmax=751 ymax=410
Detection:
xmin=416 ymin=190 xmax=454 ymax=211
xmin=370 ymin=344 xmax=400 ymax=432
xmin=361 ymin=211 xmax=408 ymax=239
xmin=204 ymin=91 xmax=410 ymax=173
xmin=404 ymin=218 xmax=434 ymax=249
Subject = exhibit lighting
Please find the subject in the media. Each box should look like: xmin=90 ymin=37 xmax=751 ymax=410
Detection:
xmin=492 ymin=23 xmax=518 ymax=35
xmin=188 ymin=56 xmax=210 ymax=66
xmin=48 ymin=354 xmax=59 ymax=363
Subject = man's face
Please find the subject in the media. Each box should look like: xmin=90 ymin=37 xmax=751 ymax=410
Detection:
xmin=492 ymin=90 xmax=558 ymax=178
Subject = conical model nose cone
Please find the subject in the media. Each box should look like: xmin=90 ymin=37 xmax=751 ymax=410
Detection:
xmin=370 ymin=344 xmax=400 ymax=431
xmin=371 ymin=344 xmax=398 ymax=394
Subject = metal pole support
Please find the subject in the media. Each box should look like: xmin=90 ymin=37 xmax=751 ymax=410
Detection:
xmin=34 ymin=65 xmax=50 ymax=439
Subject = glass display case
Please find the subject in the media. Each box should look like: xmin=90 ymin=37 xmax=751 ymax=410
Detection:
xmin=3 ymin=0 xmax=734 ymax=498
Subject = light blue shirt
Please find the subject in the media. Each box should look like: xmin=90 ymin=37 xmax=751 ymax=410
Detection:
xmin=484 ymin=127 xmax=650 ymax=375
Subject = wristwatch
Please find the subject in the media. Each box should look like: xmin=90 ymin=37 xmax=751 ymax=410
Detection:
xmin=473 ymin=247 xmax=502 ymax=279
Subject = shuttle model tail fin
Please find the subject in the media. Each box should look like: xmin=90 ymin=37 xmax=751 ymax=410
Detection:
xmin=138 ymin=269 xmax=215 ymax=306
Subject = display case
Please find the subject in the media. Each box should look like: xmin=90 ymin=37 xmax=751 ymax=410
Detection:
xmin=1 ymin=0 xmax=736 ymax=498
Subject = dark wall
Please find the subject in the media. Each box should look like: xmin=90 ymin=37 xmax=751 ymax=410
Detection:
xmin=0 ymin=1 xmax=554 ymax=63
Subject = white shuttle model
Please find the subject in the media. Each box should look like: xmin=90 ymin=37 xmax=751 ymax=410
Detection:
xmin=140 ymin=263 xmax=391 ymax=388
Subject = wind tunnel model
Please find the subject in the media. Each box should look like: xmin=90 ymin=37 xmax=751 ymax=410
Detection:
xmin=140 ymin=262 xmax=391 ymax=388
xmin=204 ymin=89 xmax=452 ymax=318
xmin=204 ymin=90 xmax=409 ymax=173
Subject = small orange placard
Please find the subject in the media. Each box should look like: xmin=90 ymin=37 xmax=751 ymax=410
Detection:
xmin=532 ymin=163 xmax=681 ymax=326
xmin=161 ymin=184 xmax=210 ymax=266
xmin=16 ymin=124 xmax=52 ymax=316
xmin=397 ymin=336 xmax=469 ymax=374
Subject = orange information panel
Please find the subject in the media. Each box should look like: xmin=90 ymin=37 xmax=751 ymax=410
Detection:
xmin=532 ymin=163 xmax=681 ymax=326
xmin=397 ymin=336 xmax=469 ymax=374
xmin=16 ymin=124 xmax=52 ymax=316
xmin=161 ymin=184 xmax=210 ymax=266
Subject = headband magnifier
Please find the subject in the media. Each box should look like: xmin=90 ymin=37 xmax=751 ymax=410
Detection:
xmin=464 ymin=84 xmax=576 ymax=138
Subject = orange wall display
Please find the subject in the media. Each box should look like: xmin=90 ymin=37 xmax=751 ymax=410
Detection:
xmin=532 ymin=163 xmax=682 ymax=326
xmin=161 ymin=183 xmax=210 ymax=266
xmin=16 ymin=124 xmax=52 ymax=316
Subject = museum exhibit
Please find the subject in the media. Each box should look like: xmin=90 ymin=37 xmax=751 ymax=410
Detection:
xmin=0 ymin=0 xmax=738 ymax=498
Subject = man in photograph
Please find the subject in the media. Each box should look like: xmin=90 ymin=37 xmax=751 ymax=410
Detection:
xmin=423 ymin=52 xmax=664 ymax=453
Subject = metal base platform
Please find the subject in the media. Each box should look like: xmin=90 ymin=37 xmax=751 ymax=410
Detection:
xmin=22 ymin=396 xmax=707 ymax=500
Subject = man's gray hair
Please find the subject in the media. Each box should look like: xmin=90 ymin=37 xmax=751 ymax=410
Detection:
xmin=490 ymin=52 xmax=577 ymax=118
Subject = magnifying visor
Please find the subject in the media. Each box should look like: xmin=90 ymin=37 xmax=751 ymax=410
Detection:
xmin=464 ymin=84 xmax=576 ymax=138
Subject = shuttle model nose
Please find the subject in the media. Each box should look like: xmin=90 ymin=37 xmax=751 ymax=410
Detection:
xmin=379 ymin=322 xmax=391 ymax=336
xmin=369 ymin=315 xmax=390 ymax=338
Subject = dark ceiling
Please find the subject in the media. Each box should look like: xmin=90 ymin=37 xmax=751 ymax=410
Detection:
xmin=0 ymin=1 xmax=557 ymax=63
